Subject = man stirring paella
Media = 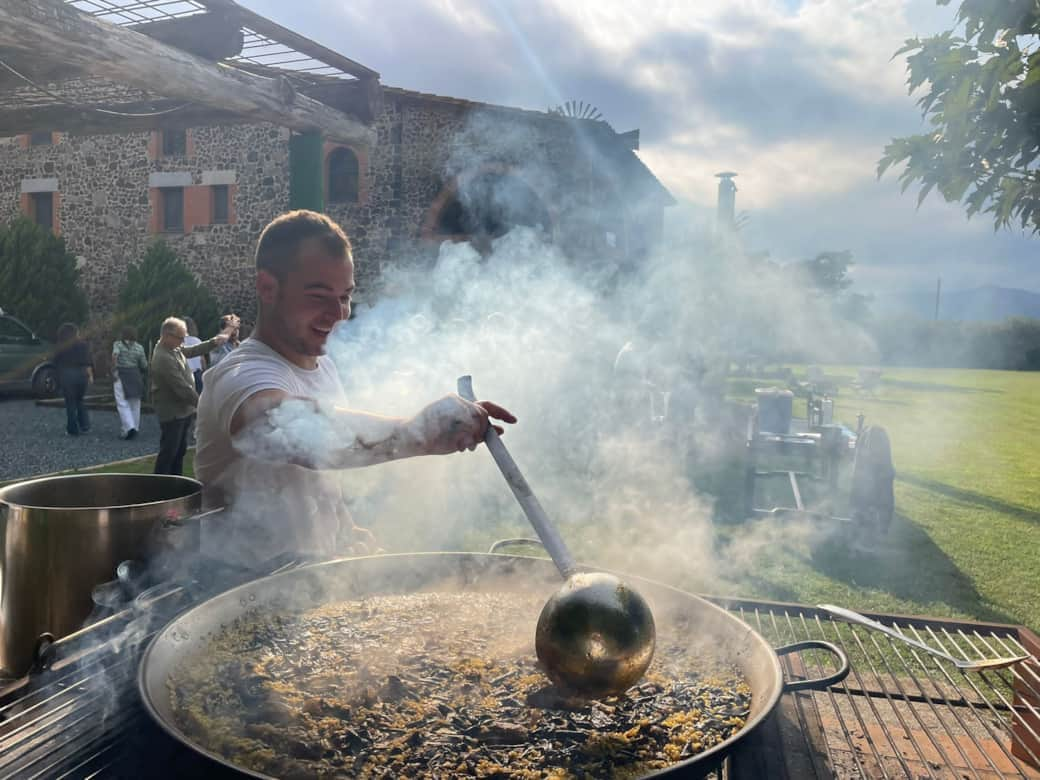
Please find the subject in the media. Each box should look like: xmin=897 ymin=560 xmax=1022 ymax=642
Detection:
xmin=194 ymin=210 xmax=515 ymax=568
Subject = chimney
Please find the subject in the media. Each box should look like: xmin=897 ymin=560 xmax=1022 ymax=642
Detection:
xmin=715 ymin=171 xmax=738 ymax=230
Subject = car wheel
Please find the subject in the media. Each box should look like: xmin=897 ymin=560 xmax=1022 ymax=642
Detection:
xmin=32 ymin=366 xmax=60 ymax=398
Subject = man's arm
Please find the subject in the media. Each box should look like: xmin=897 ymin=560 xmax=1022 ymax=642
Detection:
xmin=231 ymin=390 xmax=516 ymax=470
xmin=181 ymin=334 xmax=227 ymax=359
xmin=182 ymin=316 xmax=239 ymax=359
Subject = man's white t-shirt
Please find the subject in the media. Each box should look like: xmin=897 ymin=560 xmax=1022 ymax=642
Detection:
xmin=182 ymin=335 xmax=204 ymax=373
xmin=195 ymin=338 xmax=351 ymax=567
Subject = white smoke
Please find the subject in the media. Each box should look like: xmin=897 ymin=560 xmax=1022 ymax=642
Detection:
xmin=228 ymin=112 xmax=878 ymax=595
xmin=308 ymin=223 xmax=870 ymax=592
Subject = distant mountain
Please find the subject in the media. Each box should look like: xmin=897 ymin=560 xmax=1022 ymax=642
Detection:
xmin=873 ymin=286 xmax=1040 ymax=322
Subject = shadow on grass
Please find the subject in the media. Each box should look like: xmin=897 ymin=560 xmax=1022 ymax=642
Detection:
xmin=731 ymin=573 xmax=804 ymax=604
xmin=898 ymin=474 xmax=1040 ymax=524
xmin=882 ymin=378 xmax=1002 ymax=395
xmin=809 ymin=512 xmax=1015 ymax=624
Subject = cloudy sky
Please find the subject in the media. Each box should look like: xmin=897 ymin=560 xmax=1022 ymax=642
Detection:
xmin=244 ymin=0 xmax=1038 ymax=295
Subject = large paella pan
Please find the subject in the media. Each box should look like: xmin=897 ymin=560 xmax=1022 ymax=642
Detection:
xmin=139 ymin=552 xmax=848 ymax=778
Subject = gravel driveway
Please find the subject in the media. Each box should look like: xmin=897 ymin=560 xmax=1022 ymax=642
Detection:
xmin=0 ymin=397 xmax=163 ymax=482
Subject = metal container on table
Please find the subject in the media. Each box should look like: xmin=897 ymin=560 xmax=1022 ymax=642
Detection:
xmin=755 ymin=387 xmax=794 ymax=434
xmin=0 ymin=473 xmax=201 ymax=677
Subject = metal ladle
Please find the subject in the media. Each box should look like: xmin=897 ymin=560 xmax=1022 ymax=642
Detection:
xmin=458 ymin=376 xmax=656 ymax=698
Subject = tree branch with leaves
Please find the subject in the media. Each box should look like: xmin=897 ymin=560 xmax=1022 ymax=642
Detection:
xmin=879 ymin=0 xmax=1040 ymax=234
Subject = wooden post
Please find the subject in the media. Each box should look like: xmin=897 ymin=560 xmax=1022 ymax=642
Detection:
xmin=1012 ymin=629 xmax=1040 ymax=770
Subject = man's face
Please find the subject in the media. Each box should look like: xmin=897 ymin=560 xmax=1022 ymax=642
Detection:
xmin=259 ymin=237 xmax=355 ymax=358
xmin=163 ymin=324 xmax=187 ymax=349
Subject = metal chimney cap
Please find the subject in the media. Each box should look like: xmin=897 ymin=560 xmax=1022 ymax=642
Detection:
xmin=715 ymin=171 xmax=738 ymax=179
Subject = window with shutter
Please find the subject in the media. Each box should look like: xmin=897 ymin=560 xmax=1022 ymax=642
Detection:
xmin=327 ymin=147 xmax=360 ymax=204
xmin=162 ymin=130 xmax=187 ymax=157
xmin=31 ymin=192 xmax=54 ymax=231
xmin=212 ymin=185 xmax=230 ymax=224
xmin=162 ymin=188 xmax=184 ymax=232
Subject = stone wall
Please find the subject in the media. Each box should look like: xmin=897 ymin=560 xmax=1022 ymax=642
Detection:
xmin=1 ymin=91 xmax=667 ymax=332
xmin=0 ymin=123 xmax=290 ymax=327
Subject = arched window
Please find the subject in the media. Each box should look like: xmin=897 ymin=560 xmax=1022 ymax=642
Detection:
xmin=327 ymin=147 xmax=359 ymax=204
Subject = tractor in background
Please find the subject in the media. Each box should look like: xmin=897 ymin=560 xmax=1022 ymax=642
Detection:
xmin=743 ymin=382 xmax=894 ymax=539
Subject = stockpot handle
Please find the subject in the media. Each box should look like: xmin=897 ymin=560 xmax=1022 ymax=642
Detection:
xmin=774 ymin=640 xmax=850 ymax=693
xmin=488 ymin=538 xmax=545 ymax=555
xmin=161 ymin=506 xmax=224 ymax=530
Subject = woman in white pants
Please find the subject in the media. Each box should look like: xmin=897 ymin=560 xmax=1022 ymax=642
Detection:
xmin=111 ymin=326 xmax=148 ymax=439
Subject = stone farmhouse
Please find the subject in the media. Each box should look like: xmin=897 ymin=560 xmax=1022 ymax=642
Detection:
xmin=1 ymin=1 xmax=674 ymax=327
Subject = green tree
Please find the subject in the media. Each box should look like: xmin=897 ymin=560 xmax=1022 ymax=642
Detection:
xmin=792 ymin=250 xmax=855 ymax=295
xmin=879 ymin=0 xmax=1040 ymax=233
xmin=116 ymin=240 xmax=220 ymax=348
xmin=0 ymin=217 xmax=89 ymax=339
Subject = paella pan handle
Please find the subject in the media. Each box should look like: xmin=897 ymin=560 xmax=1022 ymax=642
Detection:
xmin=774 ymin=640 xmax=850 ymax=693
xmin=31 ymin=632 xmax=57 ymax=672
xmin=488 ymin=538 xmax=545 ymax=555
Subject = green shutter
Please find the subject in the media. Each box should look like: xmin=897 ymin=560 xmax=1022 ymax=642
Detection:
xmin=289 ymin=130 xmax=325 ymax=212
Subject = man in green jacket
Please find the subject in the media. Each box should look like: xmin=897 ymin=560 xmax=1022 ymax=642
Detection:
xmin=151 ymin=315 xmax=237 ymax=475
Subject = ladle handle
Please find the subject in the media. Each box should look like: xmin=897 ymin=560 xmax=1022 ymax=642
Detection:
xmin=458 ymin=376 xmax=577 ymax=579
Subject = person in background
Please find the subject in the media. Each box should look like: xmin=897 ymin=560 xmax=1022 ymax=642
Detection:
xmin=111 ymin=325 xmax=148 ymax=440
xmin=53 ymin=322 xmax=94 ymax=436
xmin=182 ymin=316 xmax=206 ymax=393
xmin=207 ymin=314 xmax=241 ymax=368
xmin=151 ymin=316 xmax=237 ymax=475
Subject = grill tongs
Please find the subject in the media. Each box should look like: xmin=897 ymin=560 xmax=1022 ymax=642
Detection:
xmin=819 ymin=604 xmax=1031 ymax=672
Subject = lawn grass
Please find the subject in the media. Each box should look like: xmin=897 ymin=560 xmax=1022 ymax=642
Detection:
xmin=712 ymin=367 xmax=1040 ymax=631
xmin=0 ymin=450 xmax=195 ymax=486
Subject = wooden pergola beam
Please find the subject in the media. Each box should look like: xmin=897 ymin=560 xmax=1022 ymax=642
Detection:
xmin=0 ymin=0 xmax=375 ymax=146
xmin=129 ymin=12 xmax=244 ymax=62
xmin=198 ymin=0 xmax=380 ymax=81
xmin=0 ymin=100 xmax=248 ymax=136
xmin=228 ymin=66 xmax=384 ymax=124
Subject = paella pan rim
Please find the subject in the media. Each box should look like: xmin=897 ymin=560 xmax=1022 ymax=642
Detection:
xmin=137 ymin=552 xmax=788 ymax=779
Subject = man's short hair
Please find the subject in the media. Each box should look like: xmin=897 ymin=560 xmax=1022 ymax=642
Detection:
xmin=161 ymin=317 xmax=187 ymax=337
xmin=255 ymin=210 xmax=352 ymax=280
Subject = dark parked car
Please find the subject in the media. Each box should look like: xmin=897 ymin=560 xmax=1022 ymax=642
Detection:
xmin=0 ymin=308 xmax=59 ymax=396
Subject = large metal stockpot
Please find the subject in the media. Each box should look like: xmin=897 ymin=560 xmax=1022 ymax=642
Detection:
xmin=0 ymin=473 xmax=201 ymax=677
xmin=140 ymin=552 xmax=849 ymax=778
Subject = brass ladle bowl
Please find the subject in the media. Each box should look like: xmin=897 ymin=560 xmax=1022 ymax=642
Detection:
xmin=458 ymin=376 xmax=656 ymax=698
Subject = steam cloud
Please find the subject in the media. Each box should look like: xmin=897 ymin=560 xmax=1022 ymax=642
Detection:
xmin=231 ymin=112 xmax=878 ymax=594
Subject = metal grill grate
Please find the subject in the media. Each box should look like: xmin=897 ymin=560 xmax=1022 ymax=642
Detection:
xmin=1 ymin=593 xmax=1038 ymax=779
xmin=0 ymin=586 xmax=187 ymax=779
xmin=707 ymin=598 xmax=1040 ymax=779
